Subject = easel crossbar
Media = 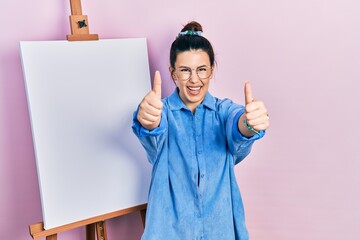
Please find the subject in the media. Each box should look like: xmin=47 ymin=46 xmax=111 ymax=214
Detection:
xmin=29 ymin=204 xmax=147 ymax=239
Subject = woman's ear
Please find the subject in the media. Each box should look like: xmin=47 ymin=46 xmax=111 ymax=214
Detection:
xmin=169 ymin=66 xmax=176 ymax=81
xmin=209 ymin=65 xmax=215 ymax=79
xmin=169 ymin=66 xmax=179 ymax=87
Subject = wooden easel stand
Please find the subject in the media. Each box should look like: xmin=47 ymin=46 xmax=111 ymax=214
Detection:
xmin=29 ymin=1 xmax=148 ymax=239
xmin=29 ymin=204 xmax=147 ymax=240
xmin=67 ymin=0 xmax=99 ymax=41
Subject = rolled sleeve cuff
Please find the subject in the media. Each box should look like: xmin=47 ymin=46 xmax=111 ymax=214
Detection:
xmin=232 ymin=109 xmax=265 ymax=141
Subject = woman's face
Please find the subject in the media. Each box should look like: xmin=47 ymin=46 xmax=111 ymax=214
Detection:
xmin=170 ymin=50 xmax=213 ymax=112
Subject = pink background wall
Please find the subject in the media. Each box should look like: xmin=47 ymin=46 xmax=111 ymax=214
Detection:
xmin=1 ymin=0 xmax=359 ymax=239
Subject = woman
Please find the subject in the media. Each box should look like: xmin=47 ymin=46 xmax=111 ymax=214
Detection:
xmin=133 ymin=21 xmax=269 ymax=240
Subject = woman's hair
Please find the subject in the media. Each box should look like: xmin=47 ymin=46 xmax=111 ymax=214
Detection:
xmin=170 ymin=21 xmax=215 ymax=69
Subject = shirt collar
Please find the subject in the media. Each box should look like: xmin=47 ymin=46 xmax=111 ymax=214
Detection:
xmin=167 ymin=88 xmax=216 ymax=111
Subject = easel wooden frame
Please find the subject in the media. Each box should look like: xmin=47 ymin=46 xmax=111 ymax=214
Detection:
xmin=29 ymin=204 xmax=147 ymax=240
xmin=29 ymin=0 xmax=147 ymax=239
xmin=67 ymin=0 xmax=99 ymax=41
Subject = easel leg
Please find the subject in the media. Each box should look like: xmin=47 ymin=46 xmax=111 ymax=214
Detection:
xmin=46 ymin=234 xmax=57 ymax=240
xmin=86 ymin=223 xmax=96 ymax=240
xmin=140 ymin=209 xmax=146 ymax=228
xmin=96 ymin=221 xmax=107 ymax=240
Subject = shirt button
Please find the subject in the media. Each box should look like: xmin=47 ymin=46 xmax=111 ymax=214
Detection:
xmin=201 ymin=174 xmax=204 ymax=178
xmin=198 ymin=150 xmax=202 ymax=154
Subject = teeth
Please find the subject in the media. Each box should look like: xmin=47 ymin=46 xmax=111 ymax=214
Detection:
xmin=188 ymin=87 xmax=201 ymax=91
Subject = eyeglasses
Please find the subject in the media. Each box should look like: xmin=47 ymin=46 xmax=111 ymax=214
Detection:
xmin=173 ymin=65 xmax=213 ymax=81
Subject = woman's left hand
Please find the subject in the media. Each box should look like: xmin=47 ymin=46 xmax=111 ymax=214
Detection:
xmin=238 ymin=81 xmax=270 ymax=136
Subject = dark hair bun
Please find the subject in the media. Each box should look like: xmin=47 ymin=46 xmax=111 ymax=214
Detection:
xmin=170 ymin=20 xmax=214 ymax=69
xmin=181 ymin=21 xmax=203 ymax=32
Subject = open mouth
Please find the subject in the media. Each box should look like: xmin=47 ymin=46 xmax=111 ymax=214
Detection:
xmin=188 ymin=86 xmax=201 ymax=91
xmin=187 ymin=86 xmax=202 ymax=95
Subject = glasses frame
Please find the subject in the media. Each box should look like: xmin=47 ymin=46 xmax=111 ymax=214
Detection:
xmin=173 ymin=65 xmax=213 ymax=82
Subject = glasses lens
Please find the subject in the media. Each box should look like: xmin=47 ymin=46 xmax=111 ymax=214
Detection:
xmin=178 ymin=68 xmax=191 ymax=81
xmin=197 ymin=66 xmax=211 ymax=79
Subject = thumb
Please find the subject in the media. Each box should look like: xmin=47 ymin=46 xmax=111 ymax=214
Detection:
xmin=153 ymin=71 xmax=162 ymax=98
xmin=244 ymin=80 xmax=254 ymax=105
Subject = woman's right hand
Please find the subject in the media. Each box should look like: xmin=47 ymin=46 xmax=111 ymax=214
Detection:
xmin=137 ymin=71 xmax=163 ymax=130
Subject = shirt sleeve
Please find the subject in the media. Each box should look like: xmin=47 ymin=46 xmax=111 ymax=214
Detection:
xmin=226 ymin=105 xmax=265 ymax=165
xmin=132 ymin=106 xmax=167 ymax=165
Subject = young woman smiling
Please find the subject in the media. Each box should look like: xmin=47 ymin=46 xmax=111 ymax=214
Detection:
xmin=133 ymin=21 xmax=269 ymax=240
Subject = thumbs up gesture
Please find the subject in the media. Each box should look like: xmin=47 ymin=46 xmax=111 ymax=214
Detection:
xmin=239 ymin=81 xmax=270 ymax=137
xmin=137 ymin=71 xmax=163 ymax=130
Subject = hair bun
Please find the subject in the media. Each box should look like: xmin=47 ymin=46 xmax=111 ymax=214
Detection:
xmin=181 ymin=21 xmax=203 ymax=33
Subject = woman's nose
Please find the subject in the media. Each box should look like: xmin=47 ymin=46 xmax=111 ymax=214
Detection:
xmin=189 ymin=70 xmax=200 ymax=83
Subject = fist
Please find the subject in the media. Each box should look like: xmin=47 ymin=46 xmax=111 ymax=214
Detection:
xmin=137 ymin=71 xmax=163 ymax=130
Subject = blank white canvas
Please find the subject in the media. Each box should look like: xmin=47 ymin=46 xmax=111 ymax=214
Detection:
xmin=20 ymin=39 xmax=152 ymax=229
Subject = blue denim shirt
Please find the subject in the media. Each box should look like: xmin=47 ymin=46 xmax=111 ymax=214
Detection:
xmin=132 ymin=89 xmax=264 ymax=240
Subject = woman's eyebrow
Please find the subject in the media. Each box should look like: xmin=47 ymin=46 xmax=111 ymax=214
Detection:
xmin=178 ymin=64 xmax=208 ymax=68
xmin=197 ymin=65 xmax=208 ymax=68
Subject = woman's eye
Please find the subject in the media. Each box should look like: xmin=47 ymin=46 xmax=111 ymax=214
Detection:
xmin=180 ymin=68 xmax=191 ymax=73
xmin=198 ymin=68 xmax=207 ymax=72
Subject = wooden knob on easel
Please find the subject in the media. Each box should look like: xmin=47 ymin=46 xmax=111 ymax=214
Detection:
xmin=67 ymin=0 xmax=99 ymax=41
